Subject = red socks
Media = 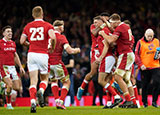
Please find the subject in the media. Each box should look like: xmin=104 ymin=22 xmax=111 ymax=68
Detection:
xmin=29 ymin=85 xmax=37 ymax=100
xmin=131 ymin=96 xmax=137 ymax=105
xmin=81 ymin=79 xmax=88 ymax=89
xmin=60 ymin=86 xmax=68 ymax=102
xmin=51 ymin=83 xmax=59 ymax=99
xmin=104 ymin=83 xmax=117 ymax=96
xmin=39 ymin=81 xmax=47 ymax=94
xmin=124 ymin=93 xmax=131 ymax=101
xmin=133 ymin=85 xmax=139 ymax=100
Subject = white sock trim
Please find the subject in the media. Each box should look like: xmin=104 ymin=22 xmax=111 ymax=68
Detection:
xmin=62 ymin=86 xmax=69 ymax=91
xmin=131 ymin=96 xmax=135 ymax=100
xmin=133 ymin=85 xmax=137 ymax=88
xmin=104 ymin=83 xmax=110 ymax=89
xmin=7 ymin=103 xmax=12 ymax=106
xmin=114 ymin=95 xmax=120 ymax=99
xmin=31 ymin=99 xmax=36 ymax=104
xmin=40 ymin=81 xmax=48 ymax=87
xmin=39 ymin=88 xmax=45 ymax=94
xmin=51 ymin=83 xmax=58 ymax=87
xmin=29 ymin=85 xmax=36 ymax=89
xmin=84 ymin=79 xmax=88 ymax=84
xmin=123 ymin=92 xmax=129 ymax=96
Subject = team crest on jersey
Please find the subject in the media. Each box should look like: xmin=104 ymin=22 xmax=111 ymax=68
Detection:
xmin=148 ymin=43 xmax=154 ymax=50
xmin=4 ymin=43 xmax=6 ymax=46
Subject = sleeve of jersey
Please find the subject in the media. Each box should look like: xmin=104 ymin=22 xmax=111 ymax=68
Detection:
xmin=135 ymin=41 xmax=143 ymax=68
xmin=22 ymin=26 xmax=28 ymax=37
xmin=48 ymin=23 xmax=54 ymax=30
xmin=103 ymin=28 xmax=110 ymax=35
xmin=62 ymin=35 xmax=69 ymax=46
xmin=112 ymin=27 xmax=121 ymax=37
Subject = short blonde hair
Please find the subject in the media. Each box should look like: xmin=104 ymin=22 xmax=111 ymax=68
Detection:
xmin=53 ymin=20 xmax=64 ymax=26
xmin=32 ymin=6 xmax=43 ymax=18
xmin=109 ymin=13 xmax=121 ymax=21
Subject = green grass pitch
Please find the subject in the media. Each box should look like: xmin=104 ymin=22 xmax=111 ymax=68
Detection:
xmin=0 ymin=106 xmax=160 ymax=115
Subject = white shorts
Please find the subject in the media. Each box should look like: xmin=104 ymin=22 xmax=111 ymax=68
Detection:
xmin=99 ymin=56 xmax=115 ymax=73
xmin=3 ymin=65 xmax=19 ymax=81
xmin=27 ymin=52 xmax=49 ymax=74
xmin=114 ymin=52 xmax=135 ymax=78
xmin=49 ymin=63 xmax=68 ymax=81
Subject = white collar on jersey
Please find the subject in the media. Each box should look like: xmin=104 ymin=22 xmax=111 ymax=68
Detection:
xmin=118 ymin=22 xmax=124 ymax=26
xmin=34 ymin=19 xmax=44 ymax=21
xmin=3 ymin=37 xmax=10 ymax=42
xmin=54 ymin=30 xmax=60 ymax=34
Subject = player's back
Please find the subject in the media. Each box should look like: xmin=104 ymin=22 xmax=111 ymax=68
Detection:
xmin=114 ymin=23 xmax=134 ymax=54
xmin=49 ymin=31 xmax=69 ymax=64
xmin=23 ymin=19 xmax=53 ymax=54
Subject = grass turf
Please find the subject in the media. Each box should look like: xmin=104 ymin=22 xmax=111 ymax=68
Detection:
xmin=0 ymin=106 xmax=160 ymax=115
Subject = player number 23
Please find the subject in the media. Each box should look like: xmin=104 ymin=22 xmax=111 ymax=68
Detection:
xmin=30 ymin=27 xmax=44 ymax=41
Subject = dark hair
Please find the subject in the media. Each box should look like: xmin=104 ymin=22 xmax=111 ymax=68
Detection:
xmin=100 ymin=12 xmax=110 ymax=17
xmin=2 ymin=25 xmax=12 ymax=33
xmin=124 ymin=20 xmax=131 ymax=26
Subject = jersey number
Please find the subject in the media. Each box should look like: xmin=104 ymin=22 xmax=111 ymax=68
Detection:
xmin=30 ymin=27 xmax=44 ymax=41
xmin=128 ymin=29 xmax=133 ymax=41
xmin=94 ymin=49 xmax=100 ymax=60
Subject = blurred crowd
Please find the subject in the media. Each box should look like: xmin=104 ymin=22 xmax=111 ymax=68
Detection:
xmin=0 ymin=0 xmax=160 ymax=98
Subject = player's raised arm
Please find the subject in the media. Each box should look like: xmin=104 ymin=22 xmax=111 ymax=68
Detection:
xmin=99 ymin=30 xmax=118 ymax=44
xmin=64 ymin=43 xmax=80 ymax=54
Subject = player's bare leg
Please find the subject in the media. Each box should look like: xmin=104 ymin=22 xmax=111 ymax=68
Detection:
xmin=115 ymin=74 xmax=133 ymax=108
xmin=11 ymin=89 xmax=17 ymax=107
xmin=12 ymin=80 xmax=20 ymax=91
xmin=98 ymin=72 xmax=122 ymax=108
xmin=29 ymin=70 xmax=38 ymax=113
xmin=123 ymin=71 xmax=138 ymax=108
xmin=77 ymin=62 xmax=98 ymax=100
xmin=3 ymin=77 xmax=13 ymax=109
